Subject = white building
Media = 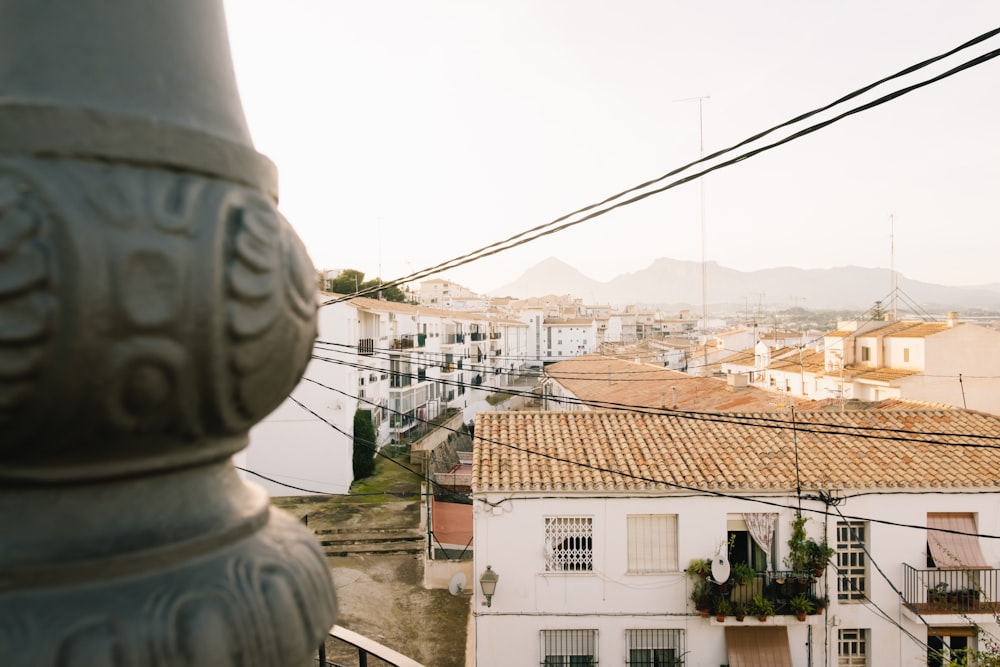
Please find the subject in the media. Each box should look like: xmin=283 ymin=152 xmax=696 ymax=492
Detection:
xmin=240 ymin=293 xmax=530 ymax=496
xmin=472 ymin=408 xmax=1000 ymax=667
xmin=720 ymin=316 xmax=1000 ymax=414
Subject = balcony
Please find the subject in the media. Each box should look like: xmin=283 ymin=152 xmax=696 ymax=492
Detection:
xmin=693 ymin=570 xmax=826 ymax=620
xmin=470 ymin=332 xmax=486 ymax=341
xmin=490 ymin=332 xmax=501 ymax=340
xmin=358 ymin=338 xmax=375 ymax=356
xmin=902 ymin=563 xmax=1000 ymax=616
xmin=391 ymin=335 xmax=414 ymax=350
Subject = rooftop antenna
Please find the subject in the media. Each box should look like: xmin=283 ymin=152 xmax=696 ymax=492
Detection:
xmin=676 ymin=95 xmax=710 ymax=375
xmin=890 ymin=213 xmax=897 ymax=321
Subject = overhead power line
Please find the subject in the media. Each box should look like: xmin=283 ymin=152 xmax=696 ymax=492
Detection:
xmin=321 ymin=27 xmax=1000 ymax=307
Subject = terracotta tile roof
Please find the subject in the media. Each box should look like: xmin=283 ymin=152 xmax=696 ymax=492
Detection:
xmin=886 ymin=322 xmax=954 ymax=338
xmin=720 ymin=349 xmax=756 ymax=366
xmin=472 ymin=409 xmax=1000 ymax=493
xmin=850 ymin=367 xmax=920 ymax=383
xmin=768 ymin=350 xmax=826 ymax=374
xmin=546 ymin=355 xmax=818 ymax=412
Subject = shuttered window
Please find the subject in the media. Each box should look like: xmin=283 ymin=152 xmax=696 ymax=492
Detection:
xmin=627 ymin=515 xmax=678 ymax=573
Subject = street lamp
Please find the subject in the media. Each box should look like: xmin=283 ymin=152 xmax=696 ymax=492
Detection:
xmin=479 ymin=565 xmax=499 ymax=607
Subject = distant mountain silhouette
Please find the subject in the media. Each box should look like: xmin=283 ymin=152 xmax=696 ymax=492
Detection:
xmin=490 ymin=257 xmax=1000 ymax=311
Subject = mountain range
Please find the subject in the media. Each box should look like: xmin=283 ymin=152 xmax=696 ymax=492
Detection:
xmin=489 ymin=257 xmax=1000 ymax=312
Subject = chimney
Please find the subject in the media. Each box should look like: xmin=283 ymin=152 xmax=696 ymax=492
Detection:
xmin=947 ymin=311 xmax=959 ymax=328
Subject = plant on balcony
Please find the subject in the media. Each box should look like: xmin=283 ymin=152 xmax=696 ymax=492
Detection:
xmin=806 ymin=538 xmax=835 ymax=576
xmin=732 ymin=600 xmax=747 ymax=621
xmin=784 ymin=513 xmax=811 ymax=574
xmin=686 ymin=557 xmax=711 ymax=579
xmin=790 ymin=594 xmax=815 ymax=621
xmin=691 ymin=580 xmax=713 ymax=617
xmin=714 ymin=597 xmax=731 ymax=622
xmin=730 ymin=562 xmax=756 ymax=587
xmin=749 ymin=595 xmax=774 ymax=621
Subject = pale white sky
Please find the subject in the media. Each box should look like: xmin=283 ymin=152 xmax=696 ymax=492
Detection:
xmin=224 ymin=1 xmax=1000 ymax=296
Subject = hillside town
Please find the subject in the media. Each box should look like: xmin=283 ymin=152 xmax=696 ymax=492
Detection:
xmin=7 ymin=5 xmax=1000 ymax=667
xmin=238 ymin=271 xmax=1000 ymax=666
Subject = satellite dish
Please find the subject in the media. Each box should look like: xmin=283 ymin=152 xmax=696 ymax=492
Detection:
xmin=711 ymin=544 xmax=731 ymax=584
xmin=448 ymin=572 xmax=468 ymax=596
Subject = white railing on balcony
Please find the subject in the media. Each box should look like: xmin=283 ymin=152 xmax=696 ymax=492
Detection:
xmin=319 ymin=625 xmax=424 ymax=667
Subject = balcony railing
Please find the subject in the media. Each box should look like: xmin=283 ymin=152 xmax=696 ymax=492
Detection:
xmin=902 ymin=563 xmax=1000 ymax=615
xmin=695 ymin=570 xmax=825 ymax=617
xmin=470 ymin=332 xmax=486 ymax=341
xmin=320 ymin=624 xmax=424 ymax=667
xmin=358 ymin=338 xmax=375 ymax=356
xmin=390 ymin=336 xmax=414 ymax=350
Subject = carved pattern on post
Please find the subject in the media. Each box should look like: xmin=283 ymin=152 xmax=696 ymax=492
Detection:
xmin=0 ymin=173 xmax=54 ymax=433
xmin=0 ymin=161 xmax=336 ymax=665
xmin=0 ymin=2 xmax=338 ymax=662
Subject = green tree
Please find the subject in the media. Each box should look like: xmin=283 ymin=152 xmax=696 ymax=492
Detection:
xmin=352 ymin=409 xmax=377 ymax=481
xmin=326 ymin=268 xmax=406 ymax=302
xmin=327 ymin=269 xmax=366 ymax=295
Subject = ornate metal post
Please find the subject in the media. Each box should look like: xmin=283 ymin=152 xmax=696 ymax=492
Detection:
xmin=0 ymin=1 xmax=337 ymax=664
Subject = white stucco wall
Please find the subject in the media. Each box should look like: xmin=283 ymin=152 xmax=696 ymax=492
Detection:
xmin=473 ymin=489 xmax=1000 ymax=667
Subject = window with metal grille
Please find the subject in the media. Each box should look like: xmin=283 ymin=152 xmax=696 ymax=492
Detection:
xmin=540 ymin=629 xmax=597 ymax=666
xmin=627 ymin=515 xmax=678 ymax=573
xmin=626 ymin=629 xmax=685 ymax=666
xmin=837 ymin=628 xmax=868 ymax=666
xmin=545 ymin=517 xmax=593 ymax=572
xmin=837 ymin=521 xmax=867 ymax=601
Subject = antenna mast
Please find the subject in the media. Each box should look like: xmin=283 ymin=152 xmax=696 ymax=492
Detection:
xmin=890 ymin=213 xmax=897 ymax=321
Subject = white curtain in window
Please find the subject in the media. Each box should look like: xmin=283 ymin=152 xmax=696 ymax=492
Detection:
xmin=743 ymin=513 xmax=777 ymax=571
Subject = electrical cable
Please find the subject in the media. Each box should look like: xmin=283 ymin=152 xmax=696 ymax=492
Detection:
xmin=309 ymin=350 xmax=1000 ymax=449
xmin=299 ymin=372 xmax=1000 ymax=541
xmin=320 ymin=29 xmax=1000 ymax=306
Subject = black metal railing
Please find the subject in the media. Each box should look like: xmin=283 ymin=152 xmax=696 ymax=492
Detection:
xmin=694 ymin=570 xmax=825 ymax=617
xmin=358 ymin=338 xmax=374 ymax=356
xmin=319 ymin=625 xmax=424 ymax=667
xmin=902 ymin=563 xmax=1000 ymax=614
xmin=390 ymin=336 xmax=414 ymax=350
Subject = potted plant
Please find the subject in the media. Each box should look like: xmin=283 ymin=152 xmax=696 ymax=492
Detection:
xmin=749 ymin=595 xmax=774 ymax=621
xmin=730 ymin=562 xmax=756 ymax=587
xmin=790 ymin=594 xmax=815 ymax=621
xmin=928 ymin=582 xmax=948 ymax=607
xmin=733 ymin=600 xmax=747 ymax=622
xmin=784 ymin=513 xmax=811 ymax=575
xmin=813 ymin=596 xmax=829 ymax=614
xmin=691 ymin=579 xmax=713 ymax=617
xmin=686 ymin=557 xmax=711 ymax=579
xmin=806 ymin=538 xmax=835 ymax=576
xmin=714 ymin=597 xmax=731 ymax=622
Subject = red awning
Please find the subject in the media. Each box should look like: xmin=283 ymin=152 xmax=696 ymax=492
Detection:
xmin=927 ymin=513 xmax=989 ymax=570
xmin=725 ymin=627 xmax=793 ymax=667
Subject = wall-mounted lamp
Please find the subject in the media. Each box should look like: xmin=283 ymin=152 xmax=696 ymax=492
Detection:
xmin=479 ymin=565 xmax=499 ymax=607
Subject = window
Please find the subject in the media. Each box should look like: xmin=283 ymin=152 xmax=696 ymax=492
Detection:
xmin=927 ymin=627 xmax=974 ymax=667
xmin=837 ymin=521 xmax=867 ymax=601
xmin=903 ymin=348 xmax=910 ymax=363
xmin=627 ymin=515 xmax=678 ymax=573
xmin=541 ymin=629 xmax=597 ymax=667
xmin=861 ymin=346 xmax=871 ymax=362
xmin=545 ymin=517 xmax=593 ymax=572
xmin=626 ymin=629 xmax=684 ymax=666
xmin=838 ymin=628 xmax=868 ymax=666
